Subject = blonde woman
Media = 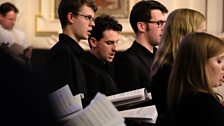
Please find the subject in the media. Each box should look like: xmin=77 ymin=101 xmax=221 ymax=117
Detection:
xmin=167 ymin=32 xmax=224 ymax=126
xmin=150 ymin=8 xmax=206 ymax=125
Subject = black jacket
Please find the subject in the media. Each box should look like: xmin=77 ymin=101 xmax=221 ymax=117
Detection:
xmin=114 ymin=41 xmax=156 ymax=93
xmin=82 ymin=52 xmax=118 ymax=104
xmin=44 ymin=34 xmax=88 ymax=106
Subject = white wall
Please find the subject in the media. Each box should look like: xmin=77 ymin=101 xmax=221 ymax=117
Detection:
xmin=158 ymin=0 xmax=206 ymax=13
xmin=158 ymin=0 xmax=223 ymax=35
xmin=0 ymin=0 xmax=223 ymax=49
xmin=207 ymin=0 xmax=223 ymax=34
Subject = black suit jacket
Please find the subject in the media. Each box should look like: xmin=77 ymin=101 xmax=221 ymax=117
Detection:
xmin=44 ymin=34 xmax=88 ymax=106
xmin=114 ymin=41 xmax=156 ymax=93
xmin=82 ymin=52 xmax=118 ymax=104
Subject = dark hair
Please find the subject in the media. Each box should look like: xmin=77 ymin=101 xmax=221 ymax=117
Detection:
xmin=58 ymin=0 xmax=97 ymax=29
xmin=89 ymin=14 xmax=122 ymax=42
xmin=130 ymin=0 xmax=168 ymax=33
xmin=0 ymin=2 xmax=19 ymax=16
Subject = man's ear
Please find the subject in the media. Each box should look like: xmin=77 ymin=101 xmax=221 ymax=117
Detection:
xmin=67 ymin=12 xmax=74 ymax=23
xmin=137 ymin=22 xmax=146 ymax=33
xmin=89 ymin=37 xmax=97 ymax=48
xmin=0 ymin=14 xmax=4 ymax=20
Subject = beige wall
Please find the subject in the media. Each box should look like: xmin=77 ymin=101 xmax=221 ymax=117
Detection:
xmin=0 ymin=0 xmax=223 ymax=49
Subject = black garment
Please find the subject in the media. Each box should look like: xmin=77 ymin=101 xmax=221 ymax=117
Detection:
xmin=0 ymin=49 xmax=56 ymax=126
xmin=82 ymin=52 xmax=118 ymax=104
xmin=151 ymin=63 xmax=172 ymax=125
xmin=44 ymin=34 xmax=88 ymax=106
xmin=114 ymin=41 xmax=156 ymax=126
xmin=176 ymin=92 xmax=224 ymax=126
xmin=114 ymin=41 xmax=156 ymax=93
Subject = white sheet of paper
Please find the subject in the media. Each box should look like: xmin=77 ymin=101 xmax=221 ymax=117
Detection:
xmin=48 ymin=85 xmax=83 ymax=119
xmin=119 ymin=105 xmax=158 ymax=124
xmin=64 ymin=93 xmax=126 ymax=126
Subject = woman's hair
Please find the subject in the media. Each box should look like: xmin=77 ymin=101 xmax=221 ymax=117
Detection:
xmin=151 ymin=8 xmax=205 ymax=77
xmin=167 ymin=32 xmax=224 ymax=118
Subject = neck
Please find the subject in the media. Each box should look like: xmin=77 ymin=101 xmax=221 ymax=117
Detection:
xmin=135 ymin=37 xmax=154 ymax=53
xmin=63 ymin=28 xmax=80 ymax=43
xmin=90 ymin=50 xmax=106 ymax=63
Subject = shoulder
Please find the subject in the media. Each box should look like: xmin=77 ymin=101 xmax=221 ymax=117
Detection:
xmin=51 ymin=41 xmax=74 ymax=54
xmin=178 ymin=92 xmax=224 ymax=125
xmin=13 ymin=28 xmax=25 ymax=36
xmin=114 ymin=52 xmax=137 ymax=68
xmin=50 ymin=44 xmax=77 ymax=63
xmin=181 ymin=92 xmax=223 ymax=111
xmin=116 ymin=47 xmax=138 ymax=61
xmin=183 ymin=92 xmax=215 ymax=103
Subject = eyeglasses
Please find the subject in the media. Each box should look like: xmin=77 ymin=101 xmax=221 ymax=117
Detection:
xmin=72 ymin=12 xmax=95 ymax=22
xmin=144 ymin=20 xmax=166 ymax=28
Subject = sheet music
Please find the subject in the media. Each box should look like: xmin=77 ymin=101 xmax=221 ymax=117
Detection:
xmin=148 ymin=92 xmax=152 ymax=100
xmin=64 ymin=93 xmax=126 ymax=126
xmin=107 ymin=88 xmax=151 ymax=106
xmin=119 ymin=105 xmax=158 ymax=124
xmin=107 ymin=88 xmax=146 ymax=102
xmin=48 ymin=85 xmax=83 ymax=119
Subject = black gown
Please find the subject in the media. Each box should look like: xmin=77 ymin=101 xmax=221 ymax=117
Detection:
xmin=82 ymin=52 xmax=118 ymax=104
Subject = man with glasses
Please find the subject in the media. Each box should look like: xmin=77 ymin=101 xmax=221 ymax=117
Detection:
xmin=44 ymin=0 xmax=97 ymax=108
xmin=114 ymin=0 xmax=168 ymax=95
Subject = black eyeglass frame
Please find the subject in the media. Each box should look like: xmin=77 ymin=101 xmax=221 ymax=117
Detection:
xmin=72 ymin=12 xmax=95 ymax=22
xmin=144 ymin=20 xmax=166 ymax=28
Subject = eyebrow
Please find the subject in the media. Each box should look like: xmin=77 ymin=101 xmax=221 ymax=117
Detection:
xmin=105 ymin=39 xmax=119 ymax=43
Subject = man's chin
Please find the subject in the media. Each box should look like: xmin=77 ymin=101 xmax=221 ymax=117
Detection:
xmin=6 ymin=27 xmax=13 ymax=30
xmin=106 ymin=59 xmax=113 ymax=63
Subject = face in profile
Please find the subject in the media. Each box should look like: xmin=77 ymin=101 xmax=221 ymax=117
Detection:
xmin=91 ymin=29 xmax=119 ymax=62
xmin=146 ymin=9 xmax=167 ymax=46
xmin=72 ymin=5 xmax=95 ymax=41
xmin=206 ymin=52 xmax=224 ymax=87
